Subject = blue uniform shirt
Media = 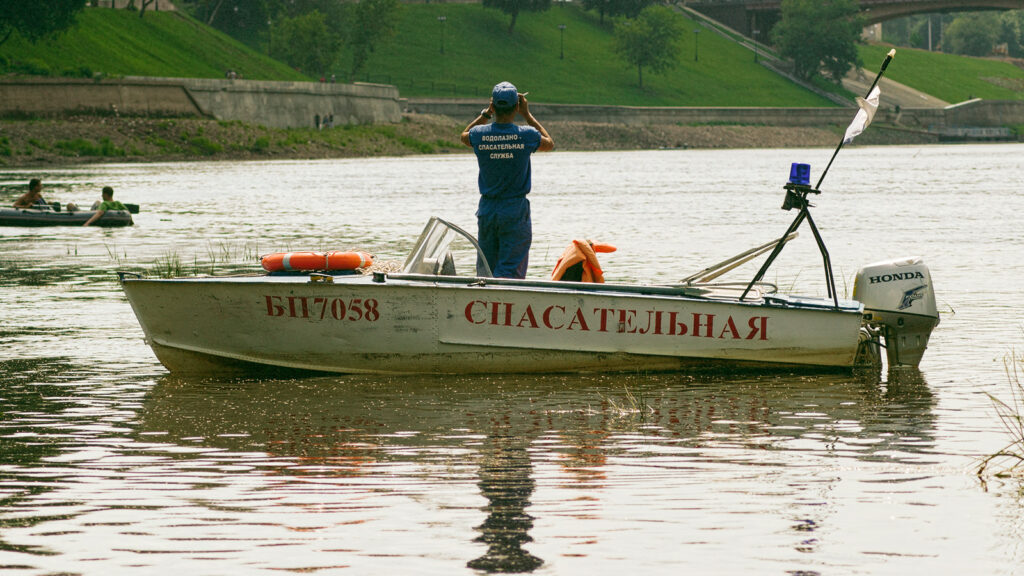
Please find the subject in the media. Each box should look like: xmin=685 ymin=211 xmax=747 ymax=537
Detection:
xmin=468 ymin=122 xmax=542 ymax=215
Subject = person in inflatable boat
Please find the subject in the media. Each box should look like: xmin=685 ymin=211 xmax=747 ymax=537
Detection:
xmin=13 ymin=179 xmax=49 ymax=208
xmin=83 ymin=186 xmax=127 ymax=226
xmin=13 ymin=179 xmax=80 ymax=211
xmin=461 ymin=81 xmax=554 ymax=279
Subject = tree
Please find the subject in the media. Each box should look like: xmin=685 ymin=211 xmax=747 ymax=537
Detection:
xmin=1000 ymin=11 xmax=1024 ymax=57
xmin=944 ymin=12 xmax=1000 ymax=56
xmin=771 ymin=0 xmax=864 ymax=83
xmin=179 ymin=0 xmax=233 ymax=26
xmin=348 ymin=0 xmax=400 ymax=78
xmin=482 ymin=0 xmax=551 ymax=35
xmin=271 ymin=11 xmax=339 ymax=78
xmin=613 ymin=4 xmax=685 ymax=89
xmin=0 ymin=0 xmax=86 ymax=47
xmin=138 ymin=0 xmax=158 ymax=18
xmin=582 ymin=0 xmax=655 ymax=26
xmin=266 ymin=0 xmax=347 ymax=30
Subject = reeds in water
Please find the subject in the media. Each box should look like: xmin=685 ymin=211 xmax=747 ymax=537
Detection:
xmin=108 ymin=241 xmax=262 ymax=278
xmin=151 ymin=252 xmax=184 ymax=278
xmin=977 ymin=353 xmax=1024 ymax=478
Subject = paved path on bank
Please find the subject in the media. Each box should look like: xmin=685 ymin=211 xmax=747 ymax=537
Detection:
xmin=841 ymin=67 xmax=951 ymax=108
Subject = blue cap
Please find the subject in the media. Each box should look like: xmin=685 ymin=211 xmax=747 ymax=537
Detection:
xmin=492 ymin=81 xmax=519 ymax=112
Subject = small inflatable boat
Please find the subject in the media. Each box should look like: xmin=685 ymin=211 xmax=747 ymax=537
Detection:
xmin=0 ymin=205 xmax=135 ymax=227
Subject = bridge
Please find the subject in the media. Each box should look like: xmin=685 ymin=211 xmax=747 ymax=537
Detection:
xmin=688 ymin=0 xmax=1024 ymax=38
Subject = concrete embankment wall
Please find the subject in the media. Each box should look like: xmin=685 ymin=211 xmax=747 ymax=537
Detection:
xmin=176 ymin=78 xmax=403 ymax=128
xmin=408 ymin=99 xmax=862 ymax=126
xmin=2 ymin=78 xmax=1021 ymax=133
xmin=0 ymin=78 xmax=201 ymax=117
xmin=0 ymin=78 xmax=403 ymax=128
xmin=405 ymin=99 xmax=1024 ymax=132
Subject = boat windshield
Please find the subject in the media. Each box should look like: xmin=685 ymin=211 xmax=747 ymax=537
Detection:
xmin=401 ymin=217 xmax=493 ymax=277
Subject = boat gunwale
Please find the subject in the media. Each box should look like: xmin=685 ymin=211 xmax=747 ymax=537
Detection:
xmin=121 ymin=272 xmax=864 ymax=314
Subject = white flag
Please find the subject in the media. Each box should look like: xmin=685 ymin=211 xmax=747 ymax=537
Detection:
xmin=843 ymin=85 xmax=880 ymax=144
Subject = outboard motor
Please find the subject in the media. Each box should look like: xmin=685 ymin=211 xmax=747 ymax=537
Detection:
xmin=853 ymin=257 xmax=939 ymax=368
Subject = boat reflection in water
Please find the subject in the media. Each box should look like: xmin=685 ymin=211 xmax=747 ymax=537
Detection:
xmin=137 ymin=370 xmax=935 ymax=572
xmin=468 ymin=429 xmax=544 ymax=573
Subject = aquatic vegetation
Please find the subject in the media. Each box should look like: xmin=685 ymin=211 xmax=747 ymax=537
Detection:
xmin=101 ymin=241 xmax=263 ymax=279
xmin=977 ymin=353 xmax=1024 ymax=477
xmin=601 ymin=386 xmax=653 ymax=420
xmin=200 ymin=241 xmax=260 ymax=276
xmin=104 ymin=242 xmax=128 ymax=266
xmin=150 ymin=252 xmax=184 ymax=279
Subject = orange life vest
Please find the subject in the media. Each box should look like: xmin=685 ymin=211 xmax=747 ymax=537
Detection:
xmin=550 ymin=239 xmax=616 ymax=283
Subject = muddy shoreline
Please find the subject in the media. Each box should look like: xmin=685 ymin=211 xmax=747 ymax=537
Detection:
xmin=0 ymin=113 xmax=944 ymax=168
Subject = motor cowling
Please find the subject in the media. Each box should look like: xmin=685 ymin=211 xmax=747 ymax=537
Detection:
xmin=853 ymin=257 xmax=939 ymax=369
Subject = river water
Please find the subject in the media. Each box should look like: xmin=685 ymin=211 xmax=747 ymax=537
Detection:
xmin=1 ymin=143 xmax=1022 ymax=575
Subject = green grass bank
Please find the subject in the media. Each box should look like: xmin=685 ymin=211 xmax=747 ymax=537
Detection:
xmin=859 ymin=44 xmax=1024 ymax=103
xmin=339 ymin=2 xmax=834 ymax=107
xmin=1 ymin=4 xmax=835 ymax=107
xmin=0 ymin=9 xmax=305 ymax=82
xmin=3 ymin=5 xmax=1024 ymax=109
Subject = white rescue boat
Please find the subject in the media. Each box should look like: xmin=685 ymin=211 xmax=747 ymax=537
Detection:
xmin=120 ymin=209 xmax=939 ymax=375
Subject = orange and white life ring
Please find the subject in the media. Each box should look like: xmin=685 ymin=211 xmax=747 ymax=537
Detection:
xmin=260 ymin=251 xmax=373 ymax=273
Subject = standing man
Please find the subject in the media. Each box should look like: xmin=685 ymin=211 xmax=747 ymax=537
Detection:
xmin=462 ymin=81 xmax=554 ymax=279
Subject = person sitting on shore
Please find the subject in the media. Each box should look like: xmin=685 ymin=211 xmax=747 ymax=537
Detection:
xmin=83 ymin=186 xmax=127 ymax=227
xmin=13 ymin=178 xmax=49 ymax=208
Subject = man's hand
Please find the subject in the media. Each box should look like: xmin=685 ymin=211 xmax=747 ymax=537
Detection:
xmin=517 ymin=94 xmax=530 ymax=118
xmin=461 ymin=99 xmax=497 ymax=147
xmin=518 ymin=94 xmax=554 ymax=152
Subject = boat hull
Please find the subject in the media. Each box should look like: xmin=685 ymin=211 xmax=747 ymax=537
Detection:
xmin=122 ymin=275 xmax=865 ymax=375
xmin=0 ymin=208 xmax=133 ymax=227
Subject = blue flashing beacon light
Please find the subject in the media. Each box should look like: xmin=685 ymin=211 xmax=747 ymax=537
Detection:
xmin=788 ymin=162 xmax=811 ymax=186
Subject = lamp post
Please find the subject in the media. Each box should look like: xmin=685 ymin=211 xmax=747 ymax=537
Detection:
xmin=558 ymin=24 xmax=566 ymax=60
xmin=694 ymin=28 xmax=700 ymax=62
xmin=438 ymin=15 xmax=447 ymax=55
xmin=752 ymin=29 xmax=759 ymax=63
